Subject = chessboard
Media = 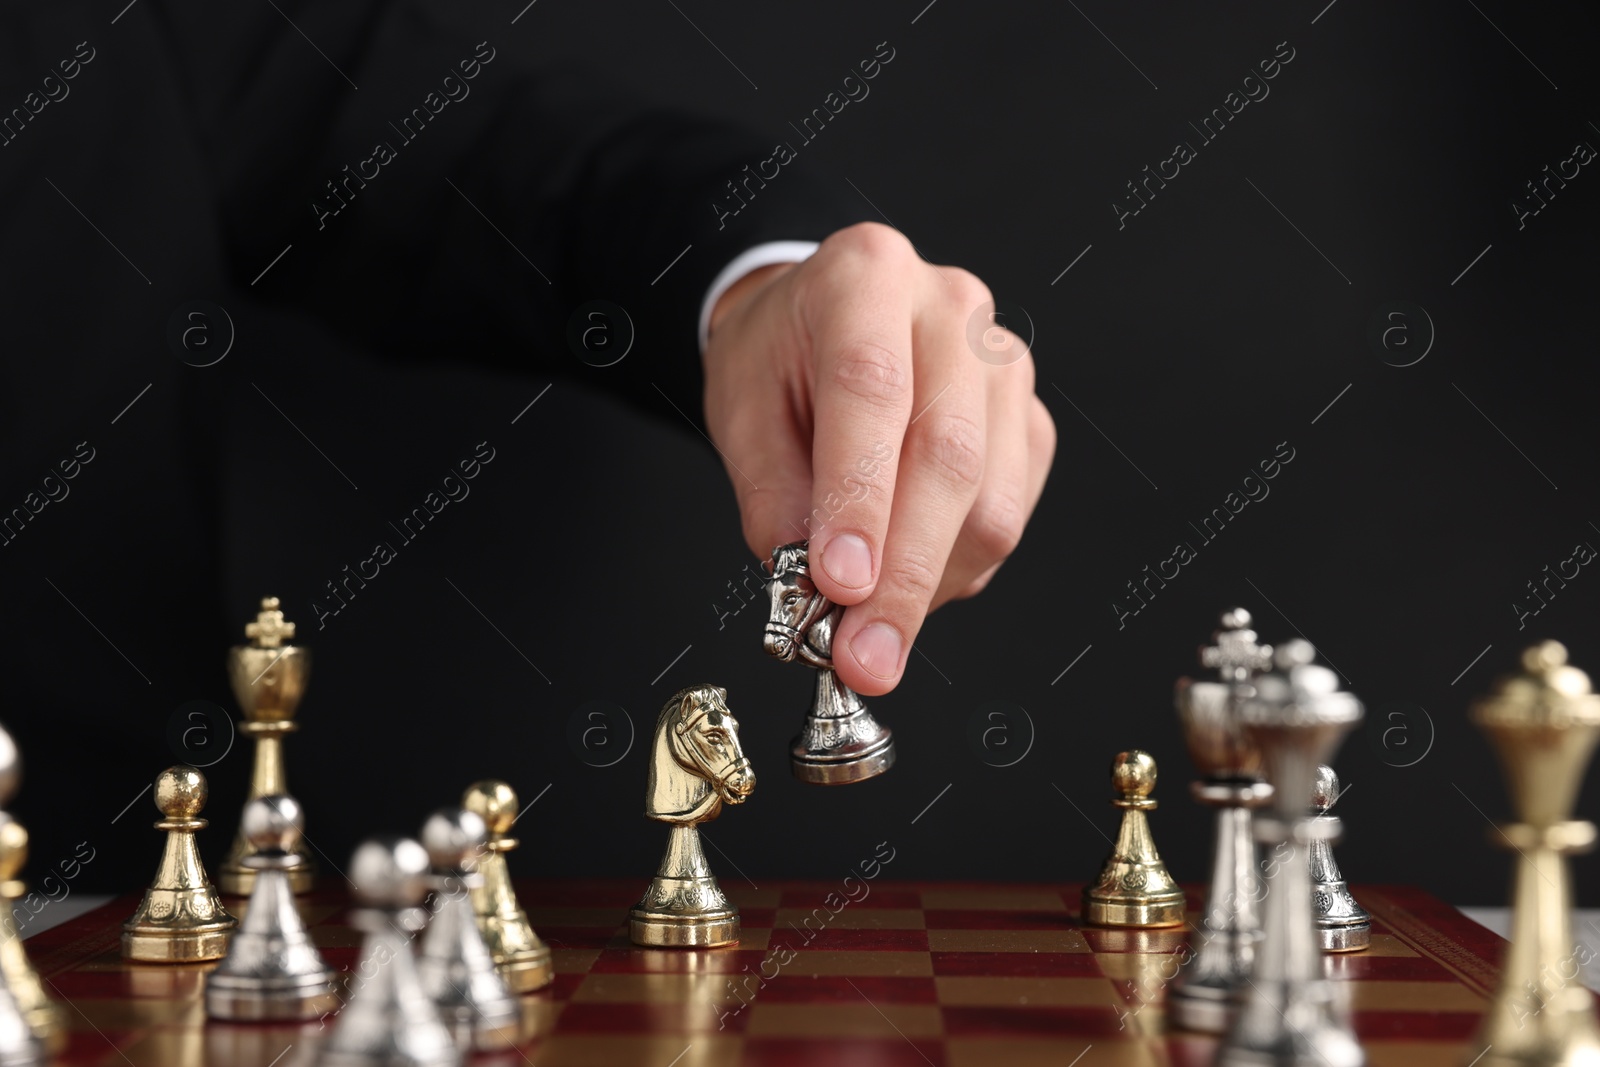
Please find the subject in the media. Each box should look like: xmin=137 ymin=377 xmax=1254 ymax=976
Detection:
xmin=23 ymin=879 xmax=1512 ymax=1067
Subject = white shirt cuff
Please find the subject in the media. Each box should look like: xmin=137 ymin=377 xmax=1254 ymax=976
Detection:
xmin=698 ymin=240 xmax=821 ymax=352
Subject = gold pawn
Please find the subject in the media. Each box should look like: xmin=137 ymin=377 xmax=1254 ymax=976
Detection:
xmin=0 ymin=817 xmax=62 ymax=1052
xmin=219 ymin=597 xmax=316 ymax=896
xmin=1082 ymin=750 xmax=1187 ymax=927
xmin=122 ymin=766 xmax=237 ymax=962
xmin=462 ymin=781 xmax=552 ymax=992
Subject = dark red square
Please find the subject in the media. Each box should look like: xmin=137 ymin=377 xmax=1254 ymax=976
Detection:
xmin=548 ymin=972 xmax=585 ymax=1000
xmin=1353 ymin=1010 xmax=1482 ymax=1040
xmin=557 ymin=1001 xmax=749 ymax=1034
xmin=320 ymin=947 xmax=360 ymax=972
xmin=751 ymin=975 xmax=938 ymax=1003
xmin=943 ymin=1004 xmax=1130 ymax=1037
xmin=923 ymin=909 xmax=1073 ymax=931
xmin=1325 ymin=953 xmax=1457 ymax=982
xmin=777 ymin=887 xmax=923 ymax=910
xmin=588 ymin=947 xmax=767 ymax=974
xmin=770 ymin=928 xmax=928 ymax=952
xmin=1166 ymin=1032 xmax=1223 ymax=1067
xmin=741 ymin=1037 xmax=948 ymax=1066
xmin=540 ymin=925 xmax=626 ymax=950
xmin=931 ymin=951 xmax=1103 ymax=977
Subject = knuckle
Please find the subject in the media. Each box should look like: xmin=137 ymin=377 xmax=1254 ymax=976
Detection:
xmin=956 ymin=572 xmax=994 ymax=600
xmin=967 ymin=491 xmax=1027 ymax=561
xmin=1030 ymin=397 xmax=1057 ymax=459
xmin=830 ymin=340 xmax=910 ymax=407
xmin=916 ymin=411 xmax=985 ymax=491
xmin=942 ymin=267 xmax=993 ymax=313
xmin=1012 ymin=347 xmax=1037 ymax=391
xmin=884 ymin=548 xmax=942 ymax=607
xmin=824 ymin=221 xmax=916 ymax=266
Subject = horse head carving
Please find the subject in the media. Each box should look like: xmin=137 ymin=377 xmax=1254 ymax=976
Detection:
xmin=762 ymin=540 xmax=896 ymax=784
xmin=644 ymin=684 xmax=755 ymax=825
xmin=763 ymin=541 xmax=837 ymax=668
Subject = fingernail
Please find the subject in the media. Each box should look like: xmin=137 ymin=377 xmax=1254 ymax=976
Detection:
xmin=820 ymin=533 xmax=873 ymax=590
xmin=849 ymin=621 xmax=903 ymax=680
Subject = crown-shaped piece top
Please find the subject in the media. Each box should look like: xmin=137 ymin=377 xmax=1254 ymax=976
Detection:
xmin=1473 ymin=640 xmax=1600 ymax=730
xmin=1238 ymin=639 xmax=1363 ymax=728
xmin=1236 ymin=641 xmax=1362 ymax=822
xmin=1198 ymin=608 xmax=1273 ymax=685
xmin=244 ymin=597 xmax=296 ymax=648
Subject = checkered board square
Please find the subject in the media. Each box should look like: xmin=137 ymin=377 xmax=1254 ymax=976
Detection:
xmin=22 ymin=881 xmax=1528 ymax=1066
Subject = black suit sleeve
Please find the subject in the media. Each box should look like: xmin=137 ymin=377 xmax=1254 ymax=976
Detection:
xmin=147 ymin=1 xmax=874 ymax=414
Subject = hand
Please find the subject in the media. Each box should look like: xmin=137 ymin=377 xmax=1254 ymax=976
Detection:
xmin=703 ymin=222 xmax=1056 ymax=696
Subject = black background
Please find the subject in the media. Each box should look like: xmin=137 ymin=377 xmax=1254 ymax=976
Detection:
xmin=2 ymin=0 xmax=1598 ymax=910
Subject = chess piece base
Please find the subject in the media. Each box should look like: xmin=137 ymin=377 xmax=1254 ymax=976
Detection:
xmin=0 ymin=910 xmax=65 ymax=1052
xmin=443 ymin=1006 xmax=523 ymax=1053
xmin=317 ymin=1050 xmax=458 ymax=1067
xmin=628 ymin=907 xmax=740 ymax=948
xmin=1318 ymin=920 xmax=1371 ymax=952
xmin=1167 ymin=983 xmax=1238 ymax=1034
xmin=1217 ymin=995 xmax=1367 ymax=1067
xmin=1474 ymin=1037 xmax=1600 ymax=1067
xmin=498 ymin=946 xmax=555 ymax=993
xmin=1219 ymin=974 xmax=1367 ymax=1067
xmin=437 ymin=1001 xmax=521 ymax=1052
xmin=1169 ymin=925 xmax=1262 ymax=1033
xmin=632 ymin=820 xmax=744 ymax=948
xmin=1081 ymin=891 xmax=1186 ymax=928
xmin=205 ymin=971 xmax=338 ymax=1021
xmin=121 ymin=926 xmax=234 ymax=963
xmin=790 ymin=731 xmax=895 ymax=785
xmin=1218 ymin=1044 xmax=1365 ymax=1067
xmin=217 ymin=863 xmax=314 ymax=898
xmin=0 ymin=1027 xmax=40 ymax=1067
xmin=32 ymin=1013 xmax=64 ymax=1057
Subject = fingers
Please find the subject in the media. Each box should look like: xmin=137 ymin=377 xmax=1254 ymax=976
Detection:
xmin=944 ymin=394 xmax=1056 ymax=603
xmin=932 ymin=351 xmax=1036 ymax=607
xmin=830 ymin=266 xmax=993 ymax=695
xmin=702 ymin=265 xmax=815 ymax=559
xmin=800 ymin=224 xmax=918 ymax=603
xmin=705 ymin=219 xmax=1057 ymax=699
xmin=725 ymin=425 xmax=814 ymax=562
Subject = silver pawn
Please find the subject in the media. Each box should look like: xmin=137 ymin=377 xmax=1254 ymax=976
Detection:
xmin=206 ymin=796 xmax=337 ymax=1020
xmin=0 ymin=726 xmax=42 ymax=1067
xmin=417 ymin=809 xmax=521 ymax=1052
xmin=1308 ymin=766 xmax=1370 ymax=952
xmin=314 ymin=838 xmax=460 ymax=1067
